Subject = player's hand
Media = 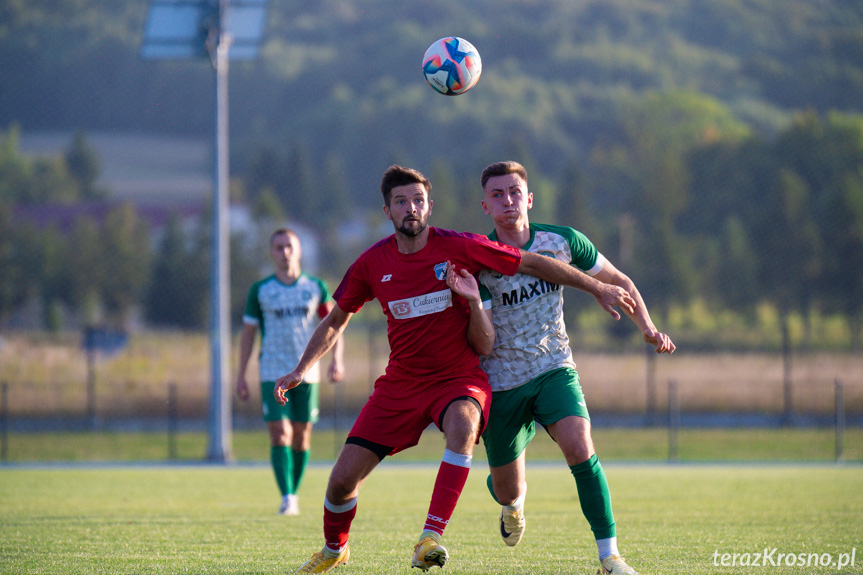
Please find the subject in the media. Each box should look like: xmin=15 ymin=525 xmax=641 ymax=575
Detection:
xmin=642 ymin=328 xmax=676 ymax=354
xmin=236 ymin=377 xmax=250 ymax=401
xmin=594 ymin=283 xmax=635 ymax=320
xmin=273 ymin=371 xmax=303 ymax=405
xmin=446 ymin=261 xmax=480 ymax=302
xmin=328 ymin=360 xmax=345 ymax=383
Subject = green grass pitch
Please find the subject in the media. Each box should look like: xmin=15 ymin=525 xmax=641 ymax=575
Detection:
xmin=1 ymin=463 xmax=860 ymax=574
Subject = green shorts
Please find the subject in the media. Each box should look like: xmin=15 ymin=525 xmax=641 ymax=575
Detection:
xmin=261 ymin=381 xmax=319 ymax=423
xmin=481 ymin=367 xmax=589 ymax=468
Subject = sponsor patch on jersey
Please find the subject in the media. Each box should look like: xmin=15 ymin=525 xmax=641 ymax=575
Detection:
xmin=434 ymin=261 xmax=448 ymax=281
xmin=388 ymin=288 xmax=452 ymax=320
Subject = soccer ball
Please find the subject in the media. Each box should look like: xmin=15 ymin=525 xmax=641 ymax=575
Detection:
xmin=422 ymin=37 xmax=482 ymax=96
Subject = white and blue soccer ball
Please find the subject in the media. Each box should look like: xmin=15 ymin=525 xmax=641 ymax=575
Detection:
xmin=422 ymin=37 xmax=482 ymax=96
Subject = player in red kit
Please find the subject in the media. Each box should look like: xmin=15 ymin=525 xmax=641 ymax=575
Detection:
xmin=276 ymin=165 xmax=635 ymax=573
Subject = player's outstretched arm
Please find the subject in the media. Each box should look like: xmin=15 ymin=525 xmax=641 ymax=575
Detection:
xmin=275 ymin=305 xmax=353 ymax=405
xmin=594 ymin=260 xmax=676 ymax=354
xmin=328 ymin=335 xmax=346 ymax=383
xmin=446 ymin=261 xmax=494 ymax=355
xmin=321 ymin=301 xmax=346 ymax=383
xmin=235 ymin=323 xmax=257 ymax=401
xmin=517 ymin=250 xmax=635 ymax=320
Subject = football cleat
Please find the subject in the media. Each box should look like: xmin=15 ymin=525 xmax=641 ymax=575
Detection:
xmin=279 ymin=494 xmax=300 ymax=516
xmin=499 ymin=507 xmax=526 ymax=547
xmin=598 ymin=554 xmax=638 ymax=575
xmin=296 ymin=546 xmax=350 ymax=573
xmin=411 ymin=536 xmax=449 ymax=571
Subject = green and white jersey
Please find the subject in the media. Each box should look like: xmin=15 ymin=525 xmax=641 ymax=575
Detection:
xmin=243 ymin=273 xmax=331 ymax=383
xmin=477 ymin=223 xmax=605 ymax=392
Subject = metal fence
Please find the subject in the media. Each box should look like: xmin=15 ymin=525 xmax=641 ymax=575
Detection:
xmin=1 ymin=328 xmax=861 ymax=463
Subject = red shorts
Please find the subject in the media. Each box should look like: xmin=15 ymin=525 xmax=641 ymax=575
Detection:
xmin=348 ymin=364 xmax=492 ymax=456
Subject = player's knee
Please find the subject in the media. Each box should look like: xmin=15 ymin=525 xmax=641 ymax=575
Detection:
xmin=268 ymin=422 xmax=291 ymax=446
xmin=443 ymin=400 xmax=480 ymax=431
xmin=291 ymin=422 xmax=312 ymax=449
xmin=562 ymin=440 xmax=594 ymax=466
xmin=327 ymin=470 xmax=359 ymax=502
xmin=444 ymin=419 xmax=479 ymax=452
xmin=494 ymin=482 xmax=521 ymax=505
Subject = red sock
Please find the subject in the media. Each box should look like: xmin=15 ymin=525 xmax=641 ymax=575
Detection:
xmin=423 ymin=450 xmax=471 ymax=536
xmin=323 ymin=497 xmax=357 ymax=552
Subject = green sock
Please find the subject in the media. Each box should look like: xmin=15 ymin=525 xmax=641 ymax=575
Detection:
xmin=570 ymin=454 xmax=616 ymax=540
xmin=292 ymin=449 xmax=310 ymax=491
xmin=271 ymin=445 xmax=293 ymax=496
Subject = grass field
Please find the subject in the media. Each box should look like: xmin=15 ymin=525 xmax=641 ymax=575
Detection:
xmin=3 ymin=427 xmax=863 ymax=463
xmin=1 ymin=463 xmax=860 ymax=574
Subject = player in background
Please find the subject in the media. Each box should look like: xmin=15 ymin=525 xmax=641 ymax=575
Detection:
xmin=476 ymin=161 xmax=675 ymax=575
xmin=275 ymin=165 xmax=636 ymax=573
xmin=235 ymin=228 xmax=345 ymax=516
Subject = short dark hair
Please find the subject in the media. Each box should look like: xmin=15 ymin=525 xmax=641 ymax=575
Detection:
xmin=380 ymin=165 xmax=431 ymax=206
xmin=480 ymin=161 xmax=528 ymax=190
xmin=270 ymin=227 xmax=297 ymax=246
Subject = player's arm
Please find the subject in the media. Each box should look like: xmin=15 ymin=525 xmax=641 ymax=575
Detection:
xmin=235 ymin=323 xmax=257 ymax=401
xmin=593 ymin=259 xmax=676 ymax=354
xmin=447 ymin=262 xmax=494 ymax=356
xmin=321 ymin=301 xmax=346 ymax=382
xmin=517 ymin=250 xmax=636 ymax=320
xmin=275 ymin=304 xmax=353 ymax=405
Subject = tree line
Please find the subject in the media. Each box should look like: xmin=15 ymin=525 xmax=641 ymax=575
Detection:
xmin=2 ymin=0 xmax=862 ymax=197
xmin=2 ymin=106 xmax=862 ymax=349
xmin=1 ymin=0 xmax=862 ymax=348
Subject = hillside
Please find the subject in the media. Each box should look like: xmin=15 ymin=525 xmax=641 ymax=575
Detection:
xmin=2 ymin=0 xmax=862 ymax=200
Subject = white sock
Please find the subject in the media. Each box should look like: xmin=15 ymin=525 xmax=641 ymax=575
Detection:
xmin=504 ymin=484 xmax=526 ymax=512
xmin=596 ymin=537 xmax=619 ymax=561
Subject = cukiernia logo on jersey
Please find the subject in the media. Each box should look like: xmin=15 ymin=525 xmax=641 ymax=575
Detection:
xmin=388 ymin=288 xmax=452 ymax=320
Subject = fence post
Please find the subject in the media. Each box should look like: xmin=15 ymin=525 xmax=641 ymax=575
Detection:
xmin=645 ymin=347 xmax=658 ymax=427
xmin=668 ymin=379 xmax=679 ymax=463
xmin=86 ymin=349 xmax=97 ymax=429
xmin=835 ymin=378 xmax=845 ymax=464
xmin=781 ymin=322 xmax=793 ymax=427
xmin=1 ymin=382 xmax=8 ymax=462
xmin=168 ymin=382 xmax=178 ymax=461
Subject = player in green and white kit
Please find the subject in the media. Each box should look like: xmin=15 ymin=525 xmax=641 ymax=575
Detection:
xmin=236 ymin=228 xmax=345 ymax=516
xmin=476 ymin=162 xmax=675 ymax=575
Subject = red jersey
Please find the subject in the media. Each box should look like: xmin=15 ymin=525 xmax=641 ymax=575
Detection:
xmin=334 ymin=227 xmax=521 ymax=380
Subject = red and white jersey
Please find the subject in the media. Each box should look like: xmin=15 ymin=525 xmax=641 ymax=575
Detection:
xmin=334 ymin=227 xmax=521 ymax=380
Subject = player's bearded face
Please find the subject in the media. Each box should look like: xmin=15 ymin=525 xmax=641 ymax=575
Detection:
xmin=395 ymin=208 xmax=429 ymax=237
xmin=387 ymin=184 xmax=432 ymax=237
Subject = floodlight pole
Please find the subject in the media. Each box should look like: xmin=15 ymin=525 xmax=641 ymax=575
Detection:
xmin=142 ymin=0 xmax=269 ymax=463
xmin=206 ymin=0 xmax=233 ymax=463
